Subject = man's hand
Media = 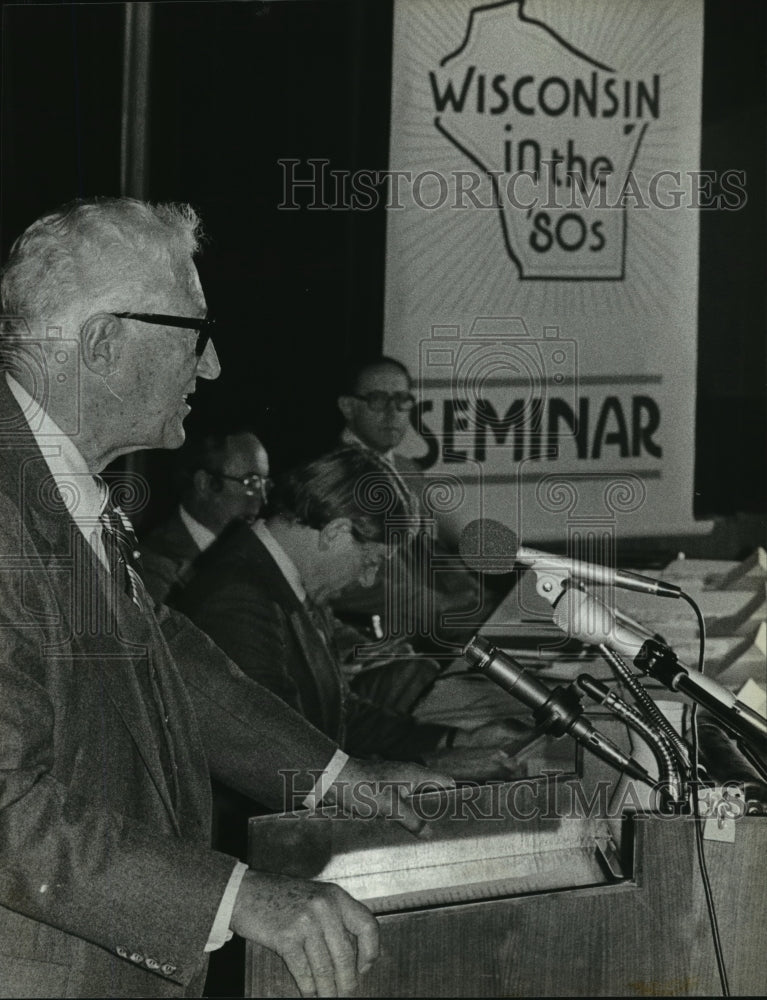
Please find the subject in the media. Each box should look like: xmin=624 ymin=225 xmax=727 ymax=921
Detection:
xmin=451 ymin=717 xmax=533 ymax=750
xmin=421 ymin=745 xmax=526 ymax=782
xmin=419 ymin=719 xmax=541 ymax=781
xmin=326 ymin=757 xmax=454 ymax=835
xmin=231 ymin=870 xmax=378 ymax=997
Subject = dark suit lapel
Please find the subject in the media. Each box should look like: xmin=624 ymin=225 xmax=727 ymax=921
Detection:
xmin=0 ymin=377 xmax=180 ymax=830
xmin=247 ymin=533 xmax=346 ymax=742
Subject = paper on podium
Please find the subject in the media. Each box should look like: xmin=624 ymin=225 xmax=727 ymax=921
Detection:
xmin=736 ymin=674 xmax=767 ymax=717
xmin=248 ymin=785 xmax=618 ymax=915
xmin=591 ymin=583 xmax=766 ymax=639
xmin=658 ymin=548 xmax=767 ymax=590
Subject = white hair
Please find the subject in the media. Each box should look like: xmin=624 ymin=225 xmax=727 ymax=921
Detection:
xmin=0 ymin=197 xmax=203 ymax=341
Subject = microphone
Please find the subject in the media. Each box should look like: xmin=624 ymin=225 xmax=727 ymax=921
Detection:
xmin=458 ymin=518 xmax=682 ymax=598
xmin=463 ymin=634 xmax=653 ymax=784
xmin=553 ymin=587 xmax=767 ymax=748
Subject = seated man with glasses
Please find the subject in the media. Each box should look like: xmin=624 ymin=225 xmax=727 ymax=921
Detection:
xmin=174 ymin=446 xmax=526 ymax=783
xmin=140 ymin=424 xmax=271 ymax=604
xmin=334 ymin=356 xmax=482 ymax=706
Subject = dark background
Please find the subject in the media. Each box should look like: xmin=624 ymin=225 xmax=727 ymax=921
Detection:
xmin=1 ymin=0 xmax=765 ymax=541
xmin=0 ymin=3 xmax=764 ymax=994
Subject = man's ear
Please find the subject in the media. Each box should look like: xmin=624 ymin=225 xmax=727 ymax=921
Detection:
xmin=80 ymin=313 xmax=122 ymax=376
xmin=192 ymin=468 xmax=216 ymax=497
xmin=337 ymin=395 xmax=355 ymax=423
xmin=318 ymin=517 xmax=353 ymax=550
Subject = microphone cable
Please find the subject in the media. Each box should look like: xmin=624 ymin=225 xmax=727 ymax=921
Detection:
xmin=682 ymin=588 xmax=730 ymax=997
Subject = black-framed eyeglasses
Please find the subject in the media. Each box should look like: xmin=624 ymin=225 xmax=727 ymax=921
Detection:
xmin=208 ymin=470 xmax=271 ymax=502
xmin=113 ymin=312 xmax=216 ymax=358
xmin=352 ymin=391 xmax=416 ymax=412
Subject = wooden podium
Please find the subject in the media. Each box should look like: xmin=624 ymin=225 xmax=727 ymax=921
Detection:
xmin=245 ymin=773 xmax=767 ymax=997
xmin=244 ymin=547 xmax=767 ymax=996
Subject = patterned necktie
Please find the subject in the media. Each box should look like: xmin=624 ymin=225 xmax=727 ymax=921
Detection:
xmin=96 ymin=478 xmax=150 ymax=612
xmin=95 ymin=477 xmax=176 ymax=798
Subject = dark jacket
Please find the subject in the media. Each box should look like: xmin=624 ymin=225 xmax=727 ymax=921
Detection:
xmin=175 ymin=521 xmax=449 ymax=762
xmin=0 ymin=375 xmax=339 ymax=997
xmin=140 ymin=508 xmax=201 ymax=605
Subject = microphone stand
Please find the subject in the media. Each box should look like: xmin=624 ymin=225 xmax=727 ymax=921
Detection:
xmin=635 ymin=639 xmax=767 ymax=753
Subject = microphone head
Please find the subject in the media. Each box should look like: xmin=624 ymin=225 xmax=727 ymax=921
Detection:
xmin=552 ymin=587 xmax=612 ymax=641
xmin=458 ymin=518 xmax=519 ymax=574
xmin=552 ymin=587 xmax=644 ymax=658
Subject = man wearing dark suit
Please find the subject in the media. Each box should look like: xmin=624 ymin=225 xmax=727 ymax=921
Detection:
xmin=175 ymin=448 xmax=527 ymax=774
xmin=140 ymin=426 xmax=270 ymax=604
xmin=333 ymin=356 xmax=483 ymax=706
xmin=0 ymin=198 xmax=444 ymax=998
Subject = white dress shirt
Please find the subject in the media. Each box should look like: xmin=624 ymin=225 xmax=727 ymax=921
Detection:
xmin=178 ymin=504 xmax=217 ymax=552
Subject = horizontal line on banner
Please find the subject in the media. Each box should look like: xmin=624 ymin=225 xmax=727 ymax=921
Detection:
xmin=417 ymin=375 xmax=663 ymax=389
xmin=438 ymin=470 xmax=663 ymax=484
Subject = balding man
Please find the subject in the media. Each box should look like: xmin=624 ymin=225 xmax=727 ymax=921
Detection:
xmin=141 ymin=425 xmax=270 ymax=604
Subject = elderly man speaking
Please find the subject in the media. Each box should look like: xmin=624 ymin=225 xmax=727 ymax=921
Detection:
xmin=0 ymin=198 xmax=446 ymax=999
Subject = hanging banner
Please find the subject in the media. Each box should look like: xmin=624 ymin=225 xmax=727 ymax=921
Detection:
xmin=384 ymin=0 xmax=713 ymax=544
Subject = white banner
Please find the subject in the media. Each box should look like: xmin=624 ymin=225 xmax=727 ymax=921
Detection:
xmin=385 ymin=0 xmax=713 ymax=545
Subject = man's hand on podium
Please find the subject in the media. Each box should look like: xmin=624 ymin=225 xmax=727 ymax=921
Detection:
xmin=326 ymin=757 xmax=455 ymax=835
xmin=231 ymin=870 xmax=378 ymax=997
xmin=421 ymin=718 xmax=540 ymax=782
xmin=450 ymin=717 xmax=532 ymax=748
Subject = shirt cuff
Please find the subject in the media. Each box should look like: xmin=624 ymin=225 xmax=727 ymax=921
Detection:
xmin=206 ymin=751 xmax=349 ymax=951
xmin=301 ymin=748 xmax=350 ymax=810
xmin=205 ymin=861 xmax=248 ymax=952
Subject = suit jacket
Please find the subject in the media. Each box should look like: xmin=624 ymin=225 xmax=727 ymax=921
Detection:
xmin=0 ymin=376 xmax=339 ymax=998
xmin=140 ymin=510 xmax=201 ymax=605
xmin=175 ymin=523 xmax=448 ymax=762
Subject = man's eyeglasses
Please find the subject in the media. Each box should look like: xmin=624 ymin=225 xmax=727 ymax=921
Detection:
xmin=208 ymin=470 xmax=271 ymax=503
xmin=352 ymin=391 xmax=416 ymax=412
xmin=113 ymin=312 xmax=216 ymax=358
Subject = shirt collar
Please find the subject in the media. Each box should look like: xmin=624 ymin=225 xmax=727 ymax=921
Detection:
xmin=253 ymin=519 xmax=306 ymax=603
xmin=340 ymin=426 xmax=395 ymax=465
xmin=178 ymin=504 xmax=217 ymax=552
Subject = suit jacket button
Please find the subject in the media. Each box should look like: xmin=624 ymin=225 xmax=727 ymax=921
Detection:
xmin=145 ymin=957 xmax=160 ymax=970
xmin=116 ymin=946 xmax=129 ymax=959
xmin=161 ymin=963 xmax=177 ymax=977
xmin=130 ymin=952 xmax=144 ymax=964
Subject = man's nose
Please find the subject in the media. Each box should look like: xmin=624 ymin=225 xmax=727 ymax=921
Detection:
xmin=196 ymin=339 xmax=221 ymax=380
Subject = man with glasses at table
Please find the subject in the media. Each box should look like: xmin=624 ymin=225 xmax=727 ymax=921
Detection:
xmin=140 ymin=425 xmax=271 ymax=605
xmin=333 ymin=357 xmax=481 ymax=705
xmin=0 ymin=197 xmax=450 ymax=999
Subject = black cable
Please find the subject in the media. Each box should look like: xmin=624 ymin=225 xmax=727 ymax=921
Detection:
xmin=680 ymin=589 xmax=706 ymax=673
xmin=682 ymin=588 xmax=729 ymax=997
